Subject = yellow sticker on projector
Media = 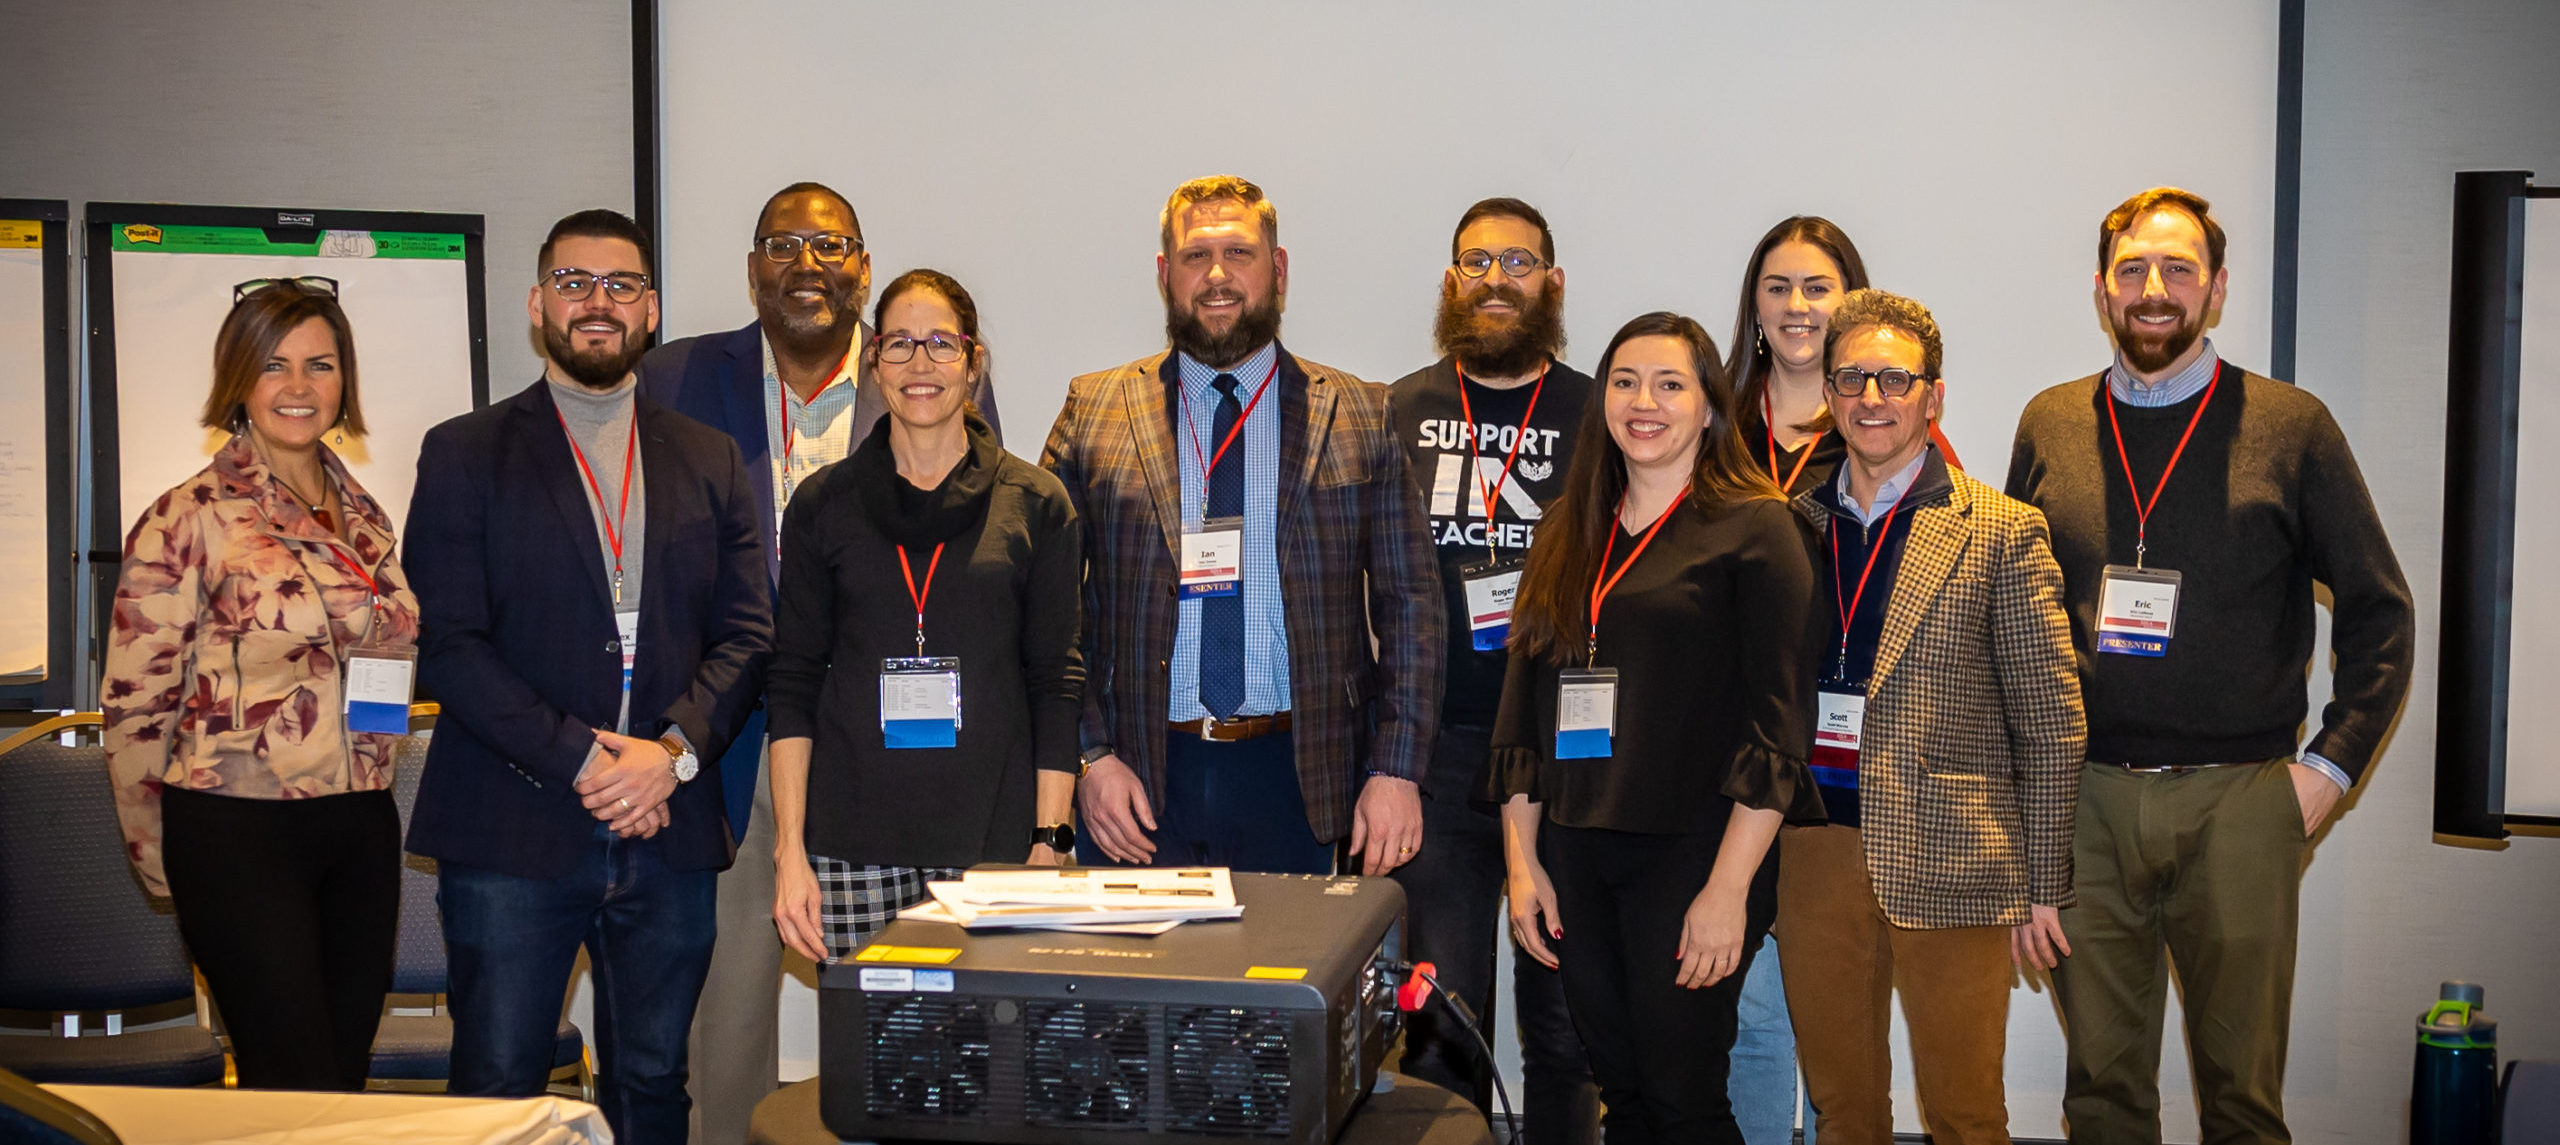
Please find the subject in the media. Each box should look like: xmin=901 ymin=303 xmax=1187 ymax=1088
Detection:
xmin=854 ymin=945 xmax=961 ymax=965
xmin=1245 ymin=966 xmax=1307 ymax=980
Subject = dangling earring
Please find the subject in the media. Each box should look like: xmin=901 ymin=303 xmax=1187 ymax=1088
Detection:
xmin=1756 ymin=321 xmax=1766 ymax=353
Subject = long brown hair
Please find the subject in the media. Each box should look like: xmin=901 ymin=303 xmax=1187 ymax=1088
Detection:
xmin=1508 ymin=312 xmax=1780 ymax=665
xmin=200 ymin=281 xmax=364 ymax=435
xmin=1723 ymin=216 xmax=1870 ymax=427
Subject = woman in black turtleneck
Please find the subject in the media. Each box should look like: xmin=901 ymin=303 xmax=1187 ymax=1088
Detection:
xmin=765 ymin=269 xmax=1084 ymax=962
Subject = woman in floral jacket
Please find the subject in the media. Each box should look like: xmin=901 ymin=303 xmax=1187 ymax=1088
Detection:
xmin=102 ymin=278 xmax=420 ymax=1092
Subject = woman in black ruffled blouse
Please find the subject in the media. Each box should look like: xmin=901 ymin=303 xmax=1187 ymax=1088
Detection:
xmin=1488 ymin=311 xmax=1824 ymax=1144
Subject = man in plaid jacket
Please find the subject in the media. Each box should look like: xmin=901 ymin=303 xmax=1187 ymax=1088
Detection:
xmin=1777 ymin=290 xmax=2085 ymax=1144
xmin=1040 ymin=174 xmax=1445 ymax=876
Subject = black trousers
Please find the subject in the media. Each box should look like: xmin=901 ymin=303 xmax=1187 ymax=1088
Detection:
xmin=1389 ymin=726 xmax=1600 ymax=1145
xmin=161 ymin=786 xmax=400 ymax=1091
xmin=1542 ymin=821 xmax=1773 ymax=1145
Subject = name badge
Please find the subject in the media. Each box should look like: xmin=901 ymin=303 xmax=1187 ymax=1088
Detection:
xmin=616 ymin=610 xmax=641 ymax=693
xmin=344 ymin=645 xmax=416 ymax=735
xmin=1554 ymin=667 xmax=1618 ymax=760
xmin=1179 ymin=516 xmax=1243 ymax=599
xmin=1812 ymin=683 xmax=1866 ymax=788
xmin=881 ymin=656 xmax=963 ymax=749
xmin=1461 ymin=557 xmax=1524 ymax=653
xmin=2097 ymin=565 xmax=2182 ymax=657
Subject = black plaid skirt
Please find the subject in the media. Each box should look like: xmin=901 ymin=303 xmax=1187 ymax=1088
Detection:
xmin=805 ymin=855 xmax=965 ymax=962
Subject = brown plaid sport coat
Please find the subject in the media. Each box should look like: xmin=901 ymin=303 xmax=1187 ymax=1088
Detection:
xmin=1039 ymin=348 xmax=1445 ymax=844
xmin=1794 ymin=465 xmax=2085 ymax=929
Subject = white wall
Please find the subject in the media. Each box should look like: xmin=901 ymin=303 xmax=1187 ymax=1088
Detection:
xmin=2280 ymin=1 xmax=2560 ymax=1140
xmin=658 ymin=0 xmax=2279 ymax=467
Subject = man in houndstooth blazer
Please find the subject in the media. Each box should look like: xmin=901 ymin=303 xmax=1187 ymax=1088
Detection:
xmin=1774 ymin=290 xmax=2084 ymax=1144
xmin=1040 ymin=175 xmax=1445 ymax=876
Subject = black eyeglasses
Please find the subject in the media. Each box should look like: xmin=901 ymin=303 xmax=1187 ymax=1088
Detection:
xmin=233 ymin=276 xmax=339 ymax=303
xmin=756 ymin=233 xmax=862 ymax=264
xmin=545 ymin=268 xmax=651 ymax=303
xmin=1826 ymin=366 xmax=1929 ymax=398
xmin=871 ymin=332 xmax=972 ymax=364
xmin=1455 ymin=247 xmax=1549 ymax=279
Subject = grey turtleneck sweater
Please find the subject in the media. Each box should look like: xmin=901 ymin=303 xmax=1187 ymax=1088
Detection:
xmin=548 ymin=374 xmax=647 ymax=732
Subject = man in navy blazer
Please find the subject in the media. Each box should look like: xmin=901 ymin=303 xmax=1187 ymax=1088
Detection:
xmin=635 ymin=181 xmax=1004 ymax=1141
xmin=406 ymin=209 xmax=771 ymax=1145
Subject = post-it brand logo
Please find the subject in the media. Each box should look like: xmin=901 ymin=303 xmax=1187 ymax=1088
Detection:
xmin=122 ymin=224 xmax=162 ymax=244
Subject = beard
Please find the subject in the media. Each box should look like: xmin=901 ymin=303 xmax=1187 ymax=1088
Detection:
xmin=759 ymin=271 xmax=862 ymax=347
xmin=1166 ymin=288 xmax=1284 ymax=370
xmin=543 ymin=314 xmax=649 ymax=389
xmin=2110 ymin=297 xmax=2208 ymax=375
xmin=1435 ymin=277 xmax=1565 ymax=378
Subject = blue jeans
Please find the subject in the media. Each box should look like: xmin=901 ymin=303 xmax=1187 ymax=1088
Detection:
xmin=439 ymin=827 xmax=718 ymax=1145
xmin=1730 ymin=933 xmax=1814 ymax=1145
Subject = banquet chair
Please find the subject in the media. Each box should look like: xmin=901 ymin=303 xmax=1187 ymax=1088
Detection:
xmin=0 ymin=714 xmax=227 ymax=1088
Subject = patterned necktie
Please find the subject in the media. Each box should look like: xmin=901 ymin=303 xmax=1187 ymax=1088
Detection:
xmin=1199 ymin=373 xmax=1245 ymax=719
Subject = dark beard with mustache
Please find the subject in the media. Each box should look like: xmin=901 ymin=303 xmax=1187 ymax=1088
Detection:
xmin=2111 ymin=297 xmax=2207 ymax=375
xmin=1434 ymin=278 xmax=1565 ymax=378
xmin=1167 ymin=290 xmax=1284 ymax=370
xmin=761 ymin=272 xmax=861 ymax=348
xmin=544 ymin=315 xmax=648 ymax=390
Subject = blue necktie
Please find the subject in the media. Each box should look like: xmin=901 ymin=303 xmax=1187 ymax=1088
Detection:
xmin=1200 ymin=373 xmax=1245 ymax=720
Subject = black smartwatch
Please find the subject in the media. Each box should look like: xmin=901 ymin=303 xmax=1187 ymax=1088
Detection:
xmin=1029 ymin=823 xmax=1078 ymax=852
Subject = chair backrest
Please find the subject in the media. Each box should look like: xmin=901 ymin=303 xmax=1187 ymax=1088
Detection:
xmin=387 ymin=732 xmax=447 ymax=995
xmin=0 ymin=1067 xmax=123 ymax=1145
xmin=0 ymin=739 xmax=197 ymax=1012
xmin=2505 ymin=1059 xmax=2560 ymax=1145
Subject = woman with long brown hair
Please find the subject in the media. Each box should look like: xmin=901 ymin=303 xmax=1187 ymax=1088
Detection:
xmin=102 ymin=278 xmax=418 ymax=1090
xmin=1490 ymin=311 xmax=1823 ymax=1143
xmin=1727 ymin=216 xmax=1957 ymax=502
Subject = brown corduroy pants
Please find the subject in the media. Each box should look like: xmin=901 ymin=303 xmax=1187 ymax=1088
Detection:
xmin=1774 ymin=823 xmax=2015 ymax=1145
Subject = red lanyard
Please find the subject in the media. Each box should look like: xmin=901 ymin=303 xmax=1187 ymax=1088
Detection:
xmin=1456 ymin=362 xmax=1548 ymax=559
xmin=1586 ymin=488 xmax=1688 ymax=662
xmin=1826 ymin=478 xmax=1918 ymax=678
xmin=897 ymin=542 xmax=946 ymax=656
xmin=1763 ymin=391 xmax=1820 ymax=494
xmin=2101 ymin=367 xmax=2219 ymax=569
xmin=1181 ymin=357 xmax=1282 ymax=485
xmin=556 ymin=407 xmax=638 ymax=604
xmin=778 ymin=347 xmax=857 ymax=474
xmin=323 ymin=544 xmax=380 ymax=598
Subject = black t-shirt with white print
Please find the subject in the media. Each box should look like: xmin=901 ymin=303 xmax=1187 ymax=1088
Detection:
xmin=1389 ymin=355 xmax=1592 ymax=738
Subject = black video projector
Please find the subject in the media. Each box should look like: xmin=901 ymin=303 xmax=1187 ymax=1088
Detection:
xmin=819 ymin=871 xmax=1405 ymax=1145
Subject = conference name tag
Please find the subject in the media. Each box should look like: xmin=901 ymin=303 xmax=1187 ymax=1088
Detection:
xmin=1811 ymin=684 xmax=1865 ymax=788
xmin=1178 ymin=517 xmax=1243 ymax=599
xmin=343 ymin=645 xmax=415 ymax=735
xmin=1554 ymin=667 xmax=1618 ymax=760
xmin=881 ymin=657 xmax=963 ymax=749
xmin=2097 ymin=565 xmax=2182 ymax=657
xmin=1461 ymin=557 xmax=1524 ymax=652
xmin=616 ymin=610 xmax=641 ymax=693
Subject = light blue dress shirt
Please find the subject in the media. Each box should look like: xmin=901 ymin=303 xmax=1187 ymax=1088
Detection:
xmin=1168 ymin=344 xmax=1290 ymax=720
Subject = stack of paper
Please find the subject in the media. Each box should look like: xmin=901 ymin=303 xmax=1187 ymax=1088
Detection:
xmin=899 ymin=866 xmax=1245 ymax=934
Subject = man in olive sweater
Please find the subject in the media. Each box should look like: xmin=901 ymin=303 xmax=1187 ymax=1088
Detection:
xmin=2005 ymin=187 xmax=2414 ymax=1145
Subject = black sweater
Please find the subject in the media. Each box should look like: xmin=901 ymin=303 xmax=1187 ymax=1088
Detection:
xmin=2005 ymin=365 xmax=2414 ymax=779
xmin=1487 ymin=495 xmax=1825 ymax=834
xmin=767 ymin=417 xmax=1085 ymax=865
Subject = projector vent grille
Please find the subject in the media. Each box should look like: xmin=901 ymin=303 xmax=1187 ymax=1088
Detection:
xmin=1023 ymin=1001 xmax=1153 ymax=1127
xmin=1166 ymin=1005 xmax=1294 ymax=1136
xmin=864 ymin=995 xmax=994 ymax=1121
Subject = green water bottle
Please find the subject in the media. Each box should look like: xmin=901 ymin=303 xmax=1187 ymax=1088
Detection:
xmin=2411 ymin=981 xmax=2498 ymax=1145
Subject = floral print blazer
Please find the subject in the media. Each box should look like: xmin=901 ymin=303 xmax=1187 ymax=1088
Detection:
xmin=102 ymin=434 xmax=421 ymax=894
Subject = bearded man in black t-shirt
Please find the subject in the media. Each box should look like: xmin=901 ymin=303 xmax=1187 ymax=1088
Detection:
xmin=1386 ymin=198 xmax=1599 ymax=1145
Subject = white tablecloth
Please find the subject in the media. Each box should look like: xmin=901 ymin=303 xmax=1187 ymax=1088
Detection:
xmin=41 ymin=1084 xmax=611 ymax=1145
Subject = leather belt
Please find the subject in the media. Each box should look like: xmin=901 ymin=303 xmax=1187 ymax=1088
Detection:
xmin=1171 ymin=711 xmax=1292 ymax=743
xmin=2104 ymin=760 xmax=2259 ymax=775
